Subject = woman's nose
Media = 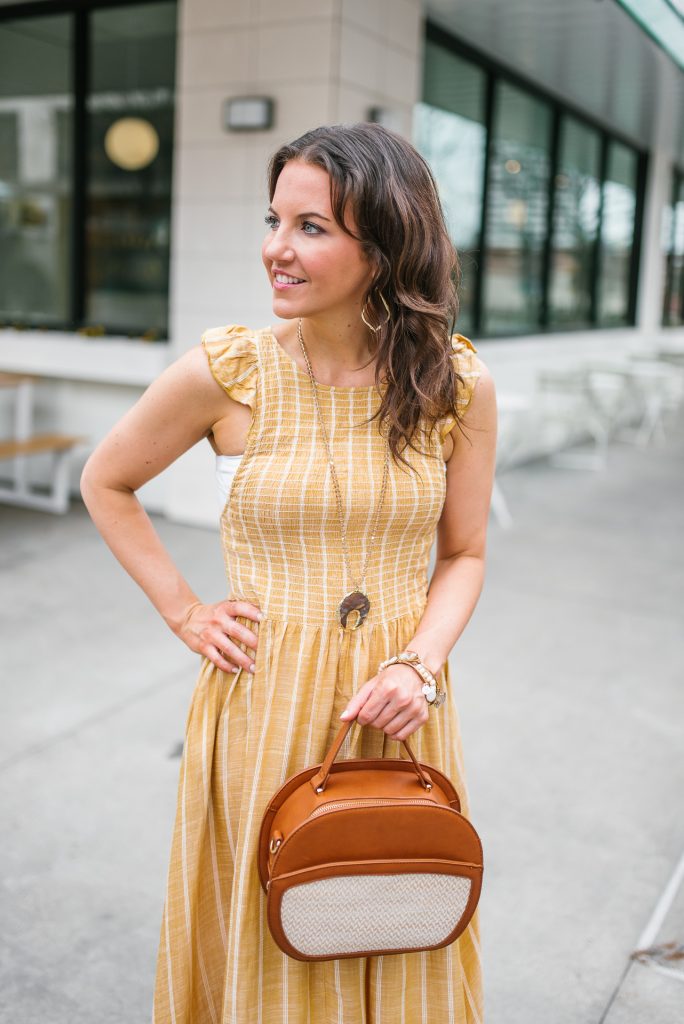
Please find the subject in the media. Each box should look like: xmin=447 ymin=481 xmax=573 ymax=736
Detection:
xmin=263 ymin=227 xmax=294 ymax=263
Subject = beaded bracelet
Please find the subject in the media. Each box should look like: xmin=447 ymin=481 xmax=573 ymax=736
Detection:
xmin=377 ymin=649 xmax=446 ymax=707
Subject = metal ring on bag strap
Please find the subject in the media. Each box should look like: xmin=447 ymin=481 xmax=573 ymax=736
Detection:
xmin=309 ymin=718 xmax=433 ymax=794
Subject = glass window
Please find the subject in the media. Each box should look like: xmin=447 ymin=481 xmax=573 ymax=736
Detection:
xmin=86 ymin=2 xmax=176 ymax=338
xmin=418 ymin=24 xmax=645 ymax=338
xmin=549 ymin=116 xmax=602 ymax=327
xmin=597 ymin=141 xmax=638 ymax=326
xmin=482 ymin=81 xmax=552 ymax=334
xmin=662 ymin=169 xmax=684 ymax=327
xmin=0 ymin=1 xmax=176 ymax=339
xmin=0 ymin=15 xmax=73 ymax=326
xmin=414 ymin=41 xmax=486 ymax=335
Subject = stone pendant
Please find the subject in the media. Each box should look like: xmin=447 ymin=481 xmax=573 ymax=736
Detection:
xmin=339 ymin=590 xmax=370 ymax=630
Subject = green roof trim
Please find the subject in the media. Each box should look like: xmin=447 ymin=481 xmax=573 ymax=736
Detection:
xmin=613 ymin=0 xmax=684 ymax=70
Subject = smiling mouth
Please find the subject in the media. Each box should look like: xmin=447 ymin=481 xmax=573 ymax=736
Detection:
xmin=273 ymin=272 xmax=306 ymax=285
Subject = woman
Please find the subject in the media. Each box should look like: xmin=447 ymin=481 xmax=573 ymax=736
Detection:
xmin=81 ymin=122 xmax=497 ymax=1024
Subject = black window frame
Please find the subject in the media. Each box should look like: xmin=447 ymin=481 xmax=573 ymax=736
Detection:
xmin=0 ymin=0 xmax=176 ymax=340
xmin=424 ymin=20 xmax=649 ymax=338
xmin=662 ymin=164 xmax=684 ymax=327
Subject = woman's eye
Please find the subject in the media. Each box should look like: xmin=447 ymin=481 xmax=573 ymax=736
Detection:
xmin=263 ymin=215 xmax=322 ymax=234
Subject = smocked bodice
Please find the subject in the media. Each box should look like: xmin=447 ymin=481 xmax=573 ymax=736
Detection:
xmin=202 ymin=325 xmax=480 ymax=629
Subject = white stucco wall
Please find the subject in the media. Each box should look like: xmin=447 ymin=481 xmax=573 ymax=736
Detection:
xmin=164 ymin=0 xmax=423 ymax=524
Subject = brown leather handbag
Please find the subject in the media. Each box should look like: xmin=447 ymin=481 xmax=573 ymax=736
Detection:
xmin=257 ymin=719 xmax=483 ymax=961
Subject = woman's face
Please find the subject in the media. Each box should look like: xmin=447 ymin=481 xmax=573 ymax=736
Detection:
xmin=262 ymin=159 xmax=374 ymax=321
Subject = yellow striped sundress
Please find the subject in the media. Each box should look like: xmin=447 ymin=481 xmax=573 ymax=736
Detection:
xmin=152 ymin=324 xmax=484 ymax=1024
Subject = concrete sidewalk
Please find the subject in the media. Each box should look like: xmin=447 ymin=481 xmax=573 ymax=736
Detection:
xmin=1 ymin=413 xmax=682 ymax=1023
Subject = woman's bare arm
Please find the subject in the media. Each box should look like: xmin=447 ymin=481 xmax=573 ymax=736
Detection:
xmin=339 ymin=358 xmax=497 ymax=740
xmin=410 ymin=358 xmax=498 ymax=673
xmin=80 ymin=344 xmax=262 ymax=674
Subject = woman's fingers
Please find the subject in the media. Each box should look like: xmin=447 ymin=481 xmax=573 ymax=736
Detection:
xmin=211 ymin=599 xmax=263 ymax=657
xmin=206 ymin=644 xmax=242 ymax=674
xmin=221 ymin=599 xmax=263 ymax=649
xmin=340 ymin=667 xmax=428 ymax=739
xmin=216 ymin=612 xmax=259 ymax=651
xmin=339 ymin=679 xmax=376 ymax=720
xmin=203 ymin=617 xmax=258 ymax=673
xmin=383 ymin=704 xmax=429 ymax=741
xmin=355 ymin=673 xmax=412 ymax=726
xmin=179 ymin=598 xmax=263 ymax=673
xmin=227 ymin=599 xmax=264 ymax=624
xmin=210 ymin=636 xmax=255 ymax=673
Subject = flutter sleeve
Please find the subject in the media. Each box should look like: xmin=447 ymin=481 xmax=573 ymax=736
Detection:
xmin=200 ymin=324 xmax=258 ymax=409
xmin=438 ymin=333 xmax=482 ymax=441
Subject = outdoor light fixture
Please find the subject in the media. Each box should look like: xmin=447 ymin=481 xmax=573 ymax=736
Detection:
xmin=367 ymin=106 xmax=402 ymax=131
xmin=104 ymin=117 xmax=159 ymax=170
xmin=224 ymin=96 xmax=274 ymax=131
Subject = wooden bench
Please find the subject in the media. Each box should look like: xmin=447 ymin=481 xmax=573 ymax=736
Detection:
xmin=0 ymin=373 xmax=87 ymax=514
xmin=0 ymin=433 xmax=84 ymax=459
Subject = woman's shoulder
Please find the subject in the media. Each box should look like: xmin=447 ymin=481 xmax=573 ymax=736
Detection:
xmin=437 ymin=333 xmax=484 ymax=441
xmin=450 ymin=333 xmax=483 ymax=396
xmin=200 ymin=323 xmax=259 ymax=407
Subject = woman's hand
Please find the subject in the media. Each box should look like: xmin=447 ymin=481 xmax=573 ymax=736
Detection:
xmin=178 ymin=598 xmax=264 ymax=675
xmin=339 ymin=665 xmax=429 ymax=741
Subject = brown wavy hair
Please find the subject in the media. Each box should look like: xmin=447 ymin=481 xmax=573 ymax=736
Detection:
xmin=266 ymin=122 xmax=470 ymax=475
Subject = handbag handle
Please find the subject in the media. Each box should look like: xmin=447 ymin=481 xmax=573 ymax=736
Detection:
xmin=310 ymin=718 xmax=434 ymax=794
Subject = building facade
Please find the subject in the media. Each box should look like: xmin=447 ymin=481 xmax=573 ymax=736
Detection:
xmin=1 ymin=0 xmax=683 ymax=525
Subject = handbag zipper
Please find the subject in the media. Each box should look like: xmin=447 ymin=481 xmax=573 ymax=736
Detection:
xmin=267 ymin=800 xmax=458 ymax=878
xmin=308 ymin=797 xmax=437 ymax=819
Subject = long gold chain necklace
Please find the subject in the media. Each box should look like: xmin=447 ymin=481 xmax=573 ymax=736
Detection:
xmin=297 ymin=317 xmax=390 ymax=631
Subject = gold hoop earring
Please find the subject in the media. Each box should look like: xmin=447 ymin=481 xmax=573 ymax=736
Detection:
xmin=361 ymin=290 xmax=391 ymax=333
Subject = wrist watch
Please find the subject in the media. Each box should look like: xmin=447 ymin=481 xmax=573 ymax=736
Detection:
xmin=377 ymin=649 xmax=447 ymax=707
